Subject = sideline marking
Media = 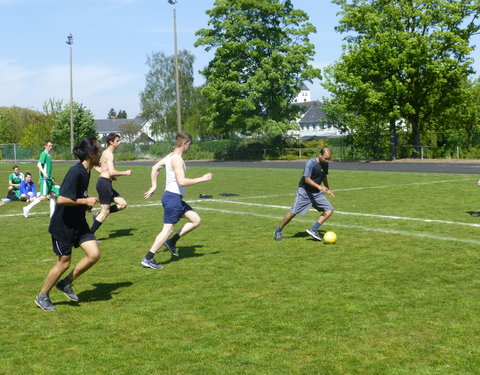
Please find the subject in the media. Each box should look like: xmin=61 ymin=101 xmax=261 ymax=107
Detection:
xmin=201 ymin=199 xmax=480 ymax=228
xmin=194 ymin=206 xmax=480 ymax=245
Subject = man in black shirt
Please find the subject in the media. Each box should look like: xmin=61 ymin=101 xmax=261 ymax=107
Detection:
xmin=274 ymin=147 xmax=335 ymax=241
xmin=35 ymin=137 xmax=102 ymax=311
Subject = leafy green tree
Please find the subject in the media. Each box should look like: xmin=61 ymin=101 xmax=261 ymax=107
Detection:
xmin=20 ymin=99 xmax=63 ymax=147
xmin=117 ymin=110 xmax=127 ymax=119
xmin=51 ymin=102 xmax=97 ymax=146
xmin=324 ymin=0 xmax=480 ymax=157
xmin=108 ymin=108 xmax=117 ymax=119
xmin=195 ymin=0 xmax=321 ymax=137
xmin=0 ymin=106 xmax=43 ymax=144
xmin=140 ymin=50 xmax=197 ymax=137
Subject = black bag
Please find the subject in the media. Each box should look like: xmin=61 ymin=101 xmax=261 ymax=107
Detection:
xmin=7 ymin=190 xmax=19 ymax=201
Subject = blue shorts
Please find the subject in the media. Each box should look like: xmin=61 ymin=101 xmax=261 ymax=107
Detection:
xmin=290 ymin=187 xmax=334 ymax=215
xmin=161 ymin=191 xmax=193 ymax=224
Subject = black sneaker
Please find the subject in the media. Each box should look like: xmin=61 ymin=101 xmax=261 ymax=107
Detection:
xmin=56 ymin=279 xmax=79 ymax=302
xmin=472 ymin=211 xmax=480 ymax=217
xmin=35 ymin=293 xmax=56 ymax=311
xmin=165 ymin=239 xmax=179 ymax=257
xmin=306 ymin=228 xmax=322 ymax=241
xmin=274 ymin=231 xmax=284 ymax=241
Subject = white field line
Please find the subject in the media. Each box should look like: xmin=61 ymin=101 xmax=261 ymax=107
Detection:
xmin=194 ymin=206 xmax=480 ymax=245
xmin=200 ymin=199 xmax=480 ymax=228
xmin=222 ymin=178 xmax=473 ymax=200
xmin=3 ymin=199 xmax=479 ymax=244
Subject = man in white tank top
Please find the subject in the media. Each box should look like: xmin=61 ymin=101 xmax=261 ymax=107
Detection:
xmin=141 ymin=132 xmax=213 ymax=269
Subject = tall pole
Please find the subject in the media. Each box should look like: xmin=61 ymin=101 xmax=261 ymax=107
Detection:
xmin=66 ymin=33 xmax=74 ymax=154
xmin=169 ymin=0 xmax=182 ymax=132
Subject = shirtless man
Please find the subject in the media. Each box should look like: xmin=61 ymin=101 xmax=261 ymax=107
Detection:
xmin=90 ymin=133 xmax=132 ymax=234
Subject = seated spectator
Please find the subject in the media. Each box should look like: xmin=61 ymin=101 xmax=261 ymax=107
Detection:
xmin=7 ymin=165 xmax=24 ymax=201
xmin=19 ymin=173 xmax=38 ymax=202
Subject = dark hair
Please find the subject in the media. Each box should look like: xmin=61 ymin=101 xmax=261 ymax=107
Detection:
xmin=320 ymin=147 xmax=332 ymax=155
xmin=25 ymin=172 xmax=32 ymax=177
xmin=106 ymin=133 xmax=120 ymax=145
xmin=44 ymin=140 xmax=52 ymax=145
xmin=73 ymin=137 xmax=100 ymax=161
xmin=12 ymin=165 xmax=18 ymax=170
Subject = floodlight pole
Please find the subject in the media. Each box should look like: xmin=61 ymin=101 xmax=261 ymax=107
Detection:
xmin=168 ymin=0 xmax=182 ymax=132
xmin=66 ymin=33 xmax=74 ymax=154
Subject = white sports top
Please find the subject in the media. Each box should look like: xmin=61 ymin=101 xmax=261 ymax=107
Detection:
xmin=165 ymin=153 xmax=185 ymax=196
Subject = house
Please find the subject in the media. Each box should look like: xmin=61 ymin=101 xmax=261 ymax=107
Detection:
xmin=293 ymin=82 xmax=312 ymax=103
xmin=289 ymin=83 xmax=344 ymax=140
xmin=94 ymin=116 xmax=158 ymax=144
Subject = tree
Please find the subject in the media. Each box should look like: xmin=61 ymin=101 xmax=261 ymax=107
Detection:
xmin=140 ymin=50 xmax=197 ymax=137
xmin=118 ymin=121 xmax=142 ymax=143
xmin=108 ymin=108 xmax=117 ymax=119
xmin=323 ymin=0 xmax=480 ymax=157
xmin=51 ymin=102 xmax=97 ymax=146
xmin=195 ymin=0 xmax=321 ymax=137
xmin=117 ymin=110 xmax=127 ymax=119
xmin=0 ymin=106 xmax=43 ymax=144
xmin=20 ymin=99 xmax=63 ymax=147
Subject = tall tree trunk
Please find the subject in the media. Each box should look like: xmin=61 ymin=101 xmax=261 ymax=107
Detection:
xmin=389 ymin=118 xmax=397 ymax=160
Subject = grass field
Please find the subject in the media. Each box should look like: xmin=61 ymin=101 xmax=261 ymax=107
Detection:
xmin=1 ymin=161 xmax=479 ymax=375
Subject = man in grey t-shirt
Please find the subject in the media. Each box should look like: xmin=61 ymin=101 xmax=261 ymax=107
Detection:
xmin=274 ymin=147 xmax=335 ymax=241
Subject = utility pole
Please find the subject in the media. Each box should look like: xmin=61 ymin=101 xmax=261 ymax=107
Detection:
xmin=66 ymin=33 xmax=74 ymax=154
xmin=168 ymin=0 xmax=182 ymax=132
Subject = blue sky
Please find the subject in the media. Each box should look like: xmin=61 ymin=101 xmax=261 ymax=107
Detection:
xmin=0 ymin=0 xmax=478 ymax=119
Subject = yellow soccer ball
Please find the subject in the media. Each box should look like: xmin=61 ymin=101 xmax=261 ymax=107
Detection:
xmin=323 ymin=231 xmax=337 ymax=244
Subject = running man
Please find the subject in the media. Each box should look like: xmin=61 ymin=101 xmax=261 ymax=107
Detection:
xmin=90 ymin=133 xmax=132 ymax=234
xmin=24 ymin=140 xmax=56 ymax=218
xmin=274 ymin=147 xmax=335 ymax=241
xmin=141 ymin=131 xmax=213 ymax=269
xmin=35 ymin=137 xmax=102 ymax=311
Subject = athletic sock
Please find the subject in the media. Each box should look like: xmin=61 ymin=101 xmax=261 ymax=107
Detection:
xmin=49 ymin=197 xmax=56 ymax=217
xmin=25 ymin=197 xmax=41 ymax=210
xmin=145 ymin=251 xmax=155 ymax=260
xmin=275 ymin=227 xmax=282 ymax=233
xmin=311 ymin=222 xmax=321 ymax=231
xmin=170 ymin=233 xmax=180 ymax=246
xmin=109 ymin=205 xmax=119 ymax=214
xmin=90 ymin=219 xmax=103 ymax=234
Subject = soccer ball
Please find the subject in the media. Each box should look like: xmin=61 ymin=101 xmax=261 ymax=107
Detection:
xmin=323 ymin=231 xmax=337 ymax=244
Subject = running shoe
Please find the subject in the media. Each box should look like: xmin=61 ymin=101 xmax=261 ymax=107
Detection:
xmin=35 ymin=294 xmax=56 ymax=311
xmin=274 ymin=231 xmax=284 ymax=241
xmin=165 ymin=239 xmax=179 ymax=257
xmin=56 ymin=279 xmax=79 ymax=302
xmin=306 ymin=228 xmax=322 ymax=241
xmin=141 ymin=257 xmax=164 ymax=269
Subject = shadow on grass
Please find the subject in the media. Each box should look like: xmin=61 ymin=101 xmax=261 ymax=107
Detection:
xmin=98 ymin=228 xmax=137 ymax=241
xmin=55 ymin=281 xmax=133 ymax=306
xmin=160 ymin=244 xmax=214 ymax=265
xmin=291 ymin=230 xmax=325 ymax=240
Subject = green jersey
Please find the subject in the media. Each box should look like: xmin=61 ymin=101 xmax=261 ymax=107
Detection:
xmin=8 ymin=172 xmax=24 ymax=190
xmin=38 ymin=150 xmax=52 ymax=179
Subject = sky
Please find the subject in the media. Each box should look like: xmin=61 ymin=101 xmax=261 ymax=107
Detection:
xmin=0 ymin=0 xmax=478 ymax=120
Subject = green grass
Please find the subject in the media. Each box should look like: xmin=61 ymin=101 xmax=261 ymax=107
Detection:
xmin=1 ymin=162 xmax=480 ymax=374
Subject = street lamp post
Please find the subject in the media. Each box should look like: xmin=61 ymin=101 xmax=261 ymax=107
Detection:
xmin=168 ymin=0 xmax=182 ymax=132
xmin=66 ymin=33 xmax=74 ymax=154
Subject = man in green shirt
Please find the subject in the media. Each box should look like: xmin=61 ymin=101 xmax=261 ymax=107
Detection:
xmin=23 ymin=140 xmax=57 ymax=218
xmin=8 ymin=165 xmax=24 ymax=200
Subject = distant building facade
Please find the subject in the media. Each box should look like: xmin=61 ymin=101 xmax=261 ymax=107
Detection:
xmin=94 ymin=116 xmax=160 ymax=144
xmin=289 ymin=83 xmax=344 ymax=140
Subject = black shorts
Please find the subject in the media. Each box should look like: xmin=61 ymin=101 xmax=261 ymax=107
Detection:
xmin=96 ymin=177 xmax=120 ymax=205
xmin=51 ymin=232 xmax=96 ymax=256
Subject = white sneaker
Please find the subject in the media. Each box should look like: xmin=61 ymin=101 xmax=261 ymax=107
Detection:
xmin=23 ymin=207 xmax=29 ymax=218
